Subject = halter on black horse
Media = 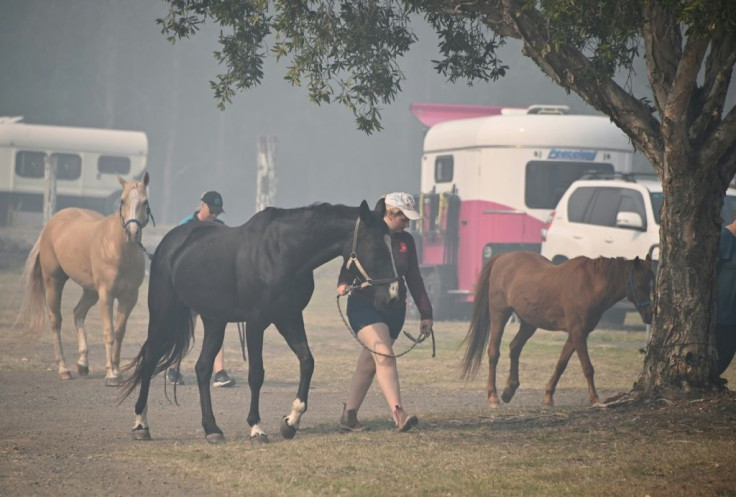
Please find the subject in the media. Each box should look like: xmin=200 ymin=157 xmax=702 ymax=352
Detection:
xmin=337 ymin=216 xmax=435 ymax=358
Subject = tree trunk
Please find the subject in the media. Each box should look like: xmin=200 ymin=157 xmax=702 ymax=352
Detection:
xmin=634 ymin=144 xmax=722 ymax=398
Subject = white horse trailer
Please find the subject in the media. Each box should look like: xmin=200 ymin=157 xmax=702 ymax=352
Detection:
xmin=0 ymin=116 xmax=147 ymax=225
xmin=411 ymin=104 xmax=635 ymax=319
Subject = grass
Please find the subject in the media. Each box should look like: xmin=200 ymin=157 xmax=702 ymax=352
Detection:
xmin=2 ymin=240 xmax=736 ymax=497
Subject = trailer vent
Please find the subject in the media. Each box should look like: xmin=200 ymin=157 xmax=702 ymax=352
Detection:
xmin=526 ymin=105 xmax=569 ymax=115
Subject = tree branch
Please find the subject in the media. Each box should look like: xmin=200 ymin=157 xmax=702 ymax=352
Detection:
xmin=692 ymin=31 xmax=736 ymax=143
xmin=498 ymin=0 xmax=663 ymax=168
xmin=700 ymin=105 xmax=736 ymax=186
xmin=664 ymin=34 xmax=708 ymax=127
xmin=642 ymin=3 xmax=680 ymax=118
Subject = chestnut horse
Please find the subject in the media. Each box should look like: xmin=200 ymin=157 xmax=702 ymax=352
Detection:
xmin=18 ymin=173 xmax=152 ymax=386
xmin=461 ymin=252 xmax=653 ymax=407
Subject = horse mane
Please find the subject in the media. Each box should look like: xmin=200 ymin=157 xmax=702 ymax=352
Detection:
xmin=258 ymin=203 xmax=356 ymax=233
xmin=592 ymin=256 xmax=630 ymax=285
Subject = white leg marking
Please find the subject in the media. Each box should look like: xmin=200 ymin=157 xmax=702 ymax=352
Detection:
xmin=250 ymin=424 xmax=266 ymax=438
xmin=286 ymin=398 xmax=306 ymax=428
xmin=133 ymin=406 xmax=148 ymax=430
xmin=76 ymin=319 xmax=89 ymax=368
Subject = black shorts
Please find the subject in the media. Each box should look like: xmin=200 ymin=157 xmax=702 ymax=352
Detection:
xmin=347 ymin=295 xmax=406 ymax=340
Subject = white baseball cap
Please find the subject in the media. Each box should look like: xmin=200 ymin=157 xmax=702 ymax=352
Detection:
xmin=385 ymin=192 xmax=421 ymax=220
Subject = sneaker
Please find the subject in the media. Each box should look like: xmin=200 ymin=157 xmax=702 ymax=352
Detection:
xmin=213 ymin=369 xmax=235 ymax=388
xmin=167 ymin=368 xmax=184 ymax=385
xmin=393 ymin=405 xmax=418 ymax=432
xmin=338 ymin=403 xmax=368 ymax=432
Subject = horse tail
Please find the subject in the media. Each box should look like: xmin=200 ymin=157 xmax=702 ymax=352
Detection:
xmin=117 ymin=257 xmax=194 ymax=403
xmin=16 ymin=235 xmax=46 ymax=333
xmin=460 ymin=255 xmax=496 ymax=380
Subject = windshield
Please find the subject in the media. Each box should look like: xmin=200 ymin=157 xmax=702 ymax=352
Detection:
xmin=650 ymin=192 xmax=736 ymax=225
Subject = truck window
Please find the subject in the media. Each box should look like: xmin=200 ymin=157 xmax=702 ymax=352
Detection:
xmin=567 ymin=187 xmax=596 ymax=223
xmin=586 ymin=188 xmax=622 ymax=227
xmin=98 ymin=155 xmax=131 ymax=175
xmin=52 ymin=153 xmax=82 ymax=180
xmin=525 ymin=161 xmax=615 ymax=209
xmin=15 ymin=151 xmax=46 ymax=178
xmin=435 ymin=155 xmax=453 ymax=183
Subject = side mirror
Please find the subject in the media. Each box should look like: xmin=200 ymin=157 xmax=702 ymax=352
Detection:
xmin=616 ymin=211 xmax=645 ymax=230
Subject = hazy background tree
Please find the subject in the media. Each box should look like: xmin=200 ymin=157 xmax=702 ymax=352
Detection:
xmin=154 ymin=0 xmax=735 ymax=399
xmin=0 ymin=0 xmax=599 ymax=223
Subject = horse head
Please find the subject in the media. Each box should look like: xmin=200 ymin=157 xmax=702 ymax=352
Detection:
xmin=118 ymin=172 xmax=152 ymax=243
xmin=344 ymin=200 xmax=400 ymax=308
xmin=626 ymin=253 xmax=654 ymax=324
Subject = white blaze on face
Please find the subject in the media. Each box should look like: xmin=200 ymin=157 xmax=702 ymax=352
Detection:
xmin=124 ymin=188 xmax=143 ymax=240
xmin=384 ymin=235 xmax=399 ymax=299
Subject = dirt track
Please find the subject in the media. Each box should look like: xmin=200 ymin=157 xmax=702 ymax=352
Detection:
xmin=2 ymin=225 xmax=735 ymax=496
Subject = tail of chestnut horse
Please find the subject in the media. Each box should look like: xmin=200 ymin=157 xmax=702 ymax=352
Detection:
xmin=118 ymin=258 xmax=194 ymax=403
xmin=17 ymin=236 xmax=46 ymax=334
xmin=460 ymin=255 xmax=497 ymax=380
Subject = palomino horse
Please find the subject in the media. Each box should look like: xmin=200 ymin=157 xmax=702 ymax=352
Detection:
xmin=118 ymin=200 xmax=399 ymax=444
xmin=19 ymin=173 xmax=152 ymax=386
xmin=461 ymin=252 xmax=653 ymax=407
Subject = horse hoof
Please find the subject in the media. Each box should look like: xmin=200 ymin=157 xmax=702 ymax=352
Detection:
xmin=77 ymin=364 xmax=89 ymax=377
xmin=205 ymin=432 xmax=225 ymax=444
xmin=279 ymin=417 xmax=298 ymax=440
xmin=250 ymin=433 xmax=269 ymax=446
xmin=59 ymin=371 xmax=72 ymax=380
xmin=132 ymin=427 xmax=151 ymax=441
xmin=104 ymin=376 xmax=121 ymax=387
xmin=501 ymin=389 xmax=516 ymax=403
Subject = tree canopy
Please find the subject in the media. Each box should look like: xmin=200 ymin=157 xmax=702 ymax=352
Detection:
xmin=159 ymin=0 xmax=736 ymax=399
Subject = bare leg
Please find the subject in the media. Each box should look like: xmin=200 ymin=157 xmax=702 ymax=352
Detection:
xmin=354 ymin=323 xmax=402 ymax=413
xmin=345 ymin=347 xmax=377 ymax=411
xmin=214 ymin=345 xmax=225 ymax=372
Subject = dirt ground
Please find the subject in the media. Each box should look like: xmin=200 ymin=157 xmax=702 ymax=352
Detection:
xmin=1 ymin=226 xmax=735 ymax=496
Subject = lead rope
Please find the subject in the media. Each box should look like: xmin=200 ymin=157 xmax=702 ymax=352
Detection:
xmin=237 ymin=322 xmax=247 ymax=362
xmin=336 ymin=288 xmax=435 ymax=359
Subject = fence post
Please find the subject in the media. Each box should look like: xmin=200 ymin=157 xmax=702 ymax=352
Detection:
xmin=256 ymin=136 xmax=277 ymax=212
xmin=44 ymin=154 xmax=57 ymax=224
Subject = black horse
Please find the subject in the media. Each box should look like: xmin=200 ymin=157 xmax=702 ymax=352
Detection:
xmin=119 ymin=200 xmax=399 ymax=443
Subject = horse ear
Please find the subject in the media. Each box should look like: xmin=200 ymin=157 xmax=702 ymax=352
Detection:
xmin=142 ymin=171 xmax=149 ymax=186
xmin=633 ymin=256 xmax=641 ymax=267
xmin=359 ymin=200 xmax=371 ymax=223
xmin=117 ymin=175 xmax=126 ymax=187
xmin=374 ymin=198 xmax=387 ymax=217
